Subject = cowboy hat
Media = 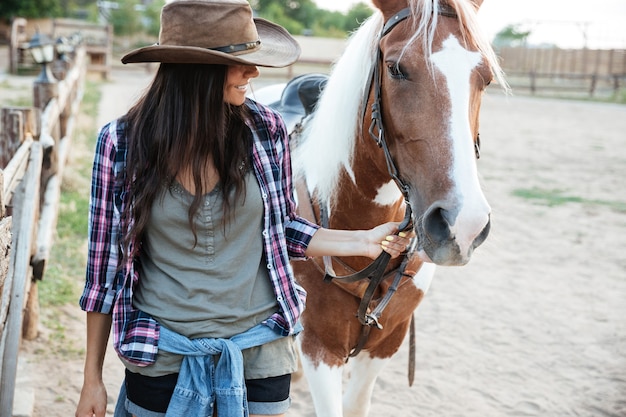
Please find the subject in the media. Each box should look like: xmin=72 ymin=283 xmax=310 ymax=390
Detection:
xmin=121 ymin=0 xmax=301 ymax=68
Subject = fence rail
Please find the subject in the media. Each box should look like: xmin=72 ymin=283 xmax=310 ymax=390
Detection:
xmin=0 ymin=44 xmax=86 ymax=417
xmin=498 ymin=47 xmax=626 ymax=97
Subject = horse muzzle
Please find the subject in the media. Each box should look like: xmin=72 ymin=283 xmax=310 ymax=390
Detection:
xmin=413 ymin=199 xmax=491 ymax=266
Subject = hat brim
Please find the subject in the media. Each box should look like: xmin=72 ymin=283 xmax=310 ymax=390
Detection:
xmin=121 ymin=19 xmax=301 ymax=68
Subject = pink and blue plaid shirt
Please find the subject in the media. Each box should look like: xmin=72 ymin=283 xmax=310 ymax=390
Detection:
xmin=79 ymin=99 xmax=319 ymax=366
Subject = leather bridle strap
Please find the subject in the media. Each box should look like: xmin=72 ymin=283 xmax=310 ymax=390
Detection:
xmin=367 ymin=8 xmax=412 ymax=202
xmin=349 ymin=257 xmax=415 ymax=358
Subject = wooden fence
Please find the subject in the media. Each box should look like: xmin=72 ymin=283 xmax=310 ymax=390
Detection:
xmin=0 ymin=45 xmax=87 ymax=417
xmin=498 ymin=47 xmax=626 ymax=97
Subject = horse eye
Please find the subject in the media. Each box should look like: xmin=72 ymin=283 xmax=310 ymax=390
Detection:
xmin=386 ymin=62 xmax=406 ymax=80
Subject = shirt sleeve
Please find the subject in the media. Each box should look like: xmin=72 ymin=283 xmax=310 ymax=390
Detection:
xmin=79 ymin=122 xmax=121 ymax=314
xmin=276 ymin=111 xmax=320 ymax=259
xmin=285 ymin=217 xmax=319 ymax=260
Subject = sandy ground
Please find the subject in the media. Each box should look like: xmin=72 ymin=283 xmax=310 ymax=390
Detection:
xmin=12 ymin=64 xmax=626 ymax=417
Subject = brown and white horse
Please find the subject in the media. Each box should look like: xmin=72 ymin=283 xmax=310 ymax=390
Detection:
xmin=264 ymin=0 xmax=506 ymax=415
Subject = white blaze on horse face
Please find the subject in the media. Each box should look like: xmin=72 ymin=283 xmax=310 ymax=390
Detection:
xmin=374 ymin=179 xmax=403 ymax=206
xmin=430 ymin=35 xmax=491 ymax=254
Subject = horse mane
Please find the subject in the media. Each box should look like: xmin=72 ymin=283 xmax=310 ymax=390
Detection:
xmin=292 ymin=13 xmax=382 ymax=205
xmin=292 ymin=0 xmax=507 ymax=205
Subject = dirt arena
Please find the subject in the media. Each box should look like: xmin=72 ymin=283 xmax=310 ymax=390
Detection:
xmin=15 ymin=65 xmax=626 ymax=416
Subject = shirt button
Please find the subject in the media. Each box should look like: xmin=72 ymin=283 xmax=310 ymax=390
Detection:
xmin=277 ymin=296 xmax=284 ymax=301
xmin=262 ymin=230 xmax=268 ymax=237
xmin=262 ymin=193 xmax=268 ymax=199
xmin=266 ymin=263 xmax=272 ymax=270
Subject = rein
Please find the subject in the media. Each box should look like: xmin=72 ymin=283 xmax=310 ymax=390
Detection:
xmin=320 ymin=6 xmax=459 ymax=358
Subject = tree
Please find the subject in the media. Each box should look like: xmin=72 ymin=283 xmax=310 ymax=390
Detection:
xmin=0 ymin=0 xmax=62 ymax=20
xmin=315 ymin=10 xmax=345 ymax=36
xmin=257 ymin=2 xmax=305 ymax=35
xmin=107 ymin=0 xmax=142 ymax=36
xmin=493 ymin=24 xmax=532 ymax=48
xmin=343 ymin=2 xmax=373 ymax=33
xmin=252 ymin=0 xmax=373 ymax=37
xmin=144 ymin=0 xmax=165 ymax=37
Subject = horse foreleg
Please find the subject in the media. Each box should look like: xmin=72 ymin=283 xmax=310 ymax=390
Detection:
xmin=297 ymin=339 xmax=345 ymax=417
xmin=340 ymin=263 xmax=436 ymax=416
xmin=342 ymin=353 xmax=390 ymax=417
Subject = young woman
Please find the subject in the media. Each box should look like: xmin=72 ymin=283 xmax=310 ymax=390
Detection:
xmin=75 ymin=1 xmax=409 ymax=416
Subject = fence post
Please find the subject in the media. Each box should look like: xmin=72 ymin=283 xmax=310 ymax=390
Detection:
xmin=33 ymin=75 xmax=59 ymax=111
xmin=589 ymin=73 xmax=597 ymax=97
xmin=530 ymin=71 xmax=536 ymax=95
xmin=0 ymin=108 xmax=36 ymax=169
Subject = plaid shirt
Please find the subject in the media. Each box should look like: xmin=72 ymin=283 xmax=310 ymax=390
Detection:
xmin=79 ymin=99 xmax=318 ymax=366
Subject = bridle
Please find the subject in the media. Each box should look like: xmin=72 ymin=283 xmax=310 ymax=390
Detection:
xmin=320 ymin=4 xmax=463 ymax=359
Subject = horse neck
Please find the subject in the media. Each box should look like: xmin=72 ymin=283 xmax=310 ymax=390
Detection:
xmin=329 ymin=168 xmax=406 ymax=273
xmin=329 ymin=124 xmax=407 ymax=231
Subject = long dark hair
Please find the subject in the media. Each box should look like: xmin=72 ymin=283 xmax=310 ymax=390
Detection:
xmin=119 ymin=63 xmax=251 ymax=263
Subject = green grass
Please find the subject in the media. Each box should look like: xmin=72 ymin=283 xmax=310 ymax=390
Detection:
xmin=0 ymin=79 xmax=33 ymax=107
xmin=513 ymin=187 xmax=626 ymax=213
xmin=610 ymin=89 xmax=626 ymax=104
xmin=5 ymin=96 xmax=32 ymax=107
xmin=0 ymin=79 xmax=28 ymax=89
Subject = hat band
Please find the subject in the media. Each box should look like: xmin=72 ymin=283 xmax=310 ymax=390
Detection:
xmin=211 ymin=39 xmax=261 ymax=54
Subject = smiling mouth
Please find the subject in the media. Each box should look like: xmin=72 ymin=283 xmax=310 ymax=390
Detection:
xmin=235 ymin=83 xmax=249 ymax=91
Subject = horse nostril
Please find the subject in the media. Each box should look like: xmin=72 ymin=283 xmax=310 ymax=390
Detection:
xmin=473 ymin=217 xmax=490 ymax=248
xmin=423 ymin=205 xmax=453 ymax=242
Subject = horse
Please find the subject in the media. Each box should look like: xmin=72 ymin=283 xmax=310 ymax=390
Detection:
xmin=255 ymin=0 xmax=506 ymax=415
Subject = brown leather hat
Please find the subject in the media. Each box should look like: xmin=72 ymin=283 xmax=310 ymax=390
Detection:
xmin=121 ymin=0 xmax=301 ymax=67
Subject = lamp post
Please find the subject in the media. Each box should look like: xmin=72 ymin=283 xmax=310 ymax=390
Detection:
xmin=28 ymin=30 xmax=58 ymax=109
xmin=52 ymin=36 xmax=74 ymax=80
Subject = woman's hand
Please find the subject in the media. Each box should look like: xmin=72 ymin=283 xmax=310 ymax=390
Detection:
xmin=75 ymin=379 xmax=108 ymax=417
xmin=366 ymin=222 xmax=413 ymax=259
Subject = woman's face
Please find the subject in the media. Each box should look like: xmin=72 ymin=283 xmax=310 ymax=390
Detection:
xmin=224 ymin=65 xmax=260 ymax=105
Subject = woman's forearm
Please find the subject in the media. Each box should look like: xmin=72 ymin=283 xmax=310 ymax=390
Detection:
xmin=76 ymin=312 xmax=112 ymax=417
xmin=83 ymin=312 xmax=112 ymax=383
xmin=304 ymin=222 xmax=409 ymax=260
xmin=305 ymin=228 xmax=369 ymax=258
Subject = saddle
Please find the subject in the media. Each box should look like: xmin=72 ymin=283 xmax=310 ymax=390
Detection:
xmin=264 ymin=73 xmax=328 ymax=134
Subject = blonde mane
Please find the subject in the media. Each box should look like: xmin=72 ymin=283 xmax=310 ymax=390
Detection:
xmin=291 ymin=13 xmax=382 ymax=204
xmin=292 ymin=0 xmax=506 ymax=204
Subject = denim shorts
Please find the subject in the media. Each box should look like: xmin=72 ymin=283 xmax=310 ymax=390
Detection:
xmin=118 ymin=369 xmax=292 ymax=416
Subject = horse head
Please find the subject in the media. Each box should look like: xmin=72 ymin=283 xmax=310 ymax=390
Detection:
xmin=294 ymin=0 xmax=506 ymax=267
xmin=372 ymin=0 xmax=504 ymax=265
